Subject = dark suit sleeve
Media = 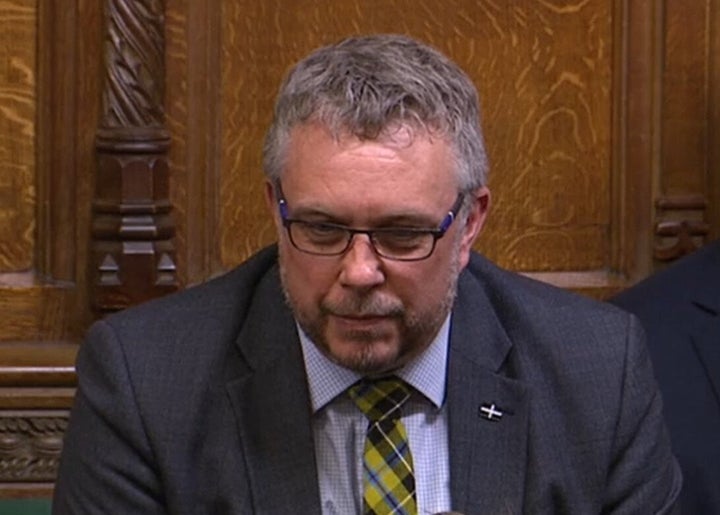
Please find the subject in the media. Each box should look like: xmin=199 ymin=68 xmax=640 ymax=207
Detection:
xmin=52 ymin=320 xmax=166 ymax=515
xmin=603 ymin=315 xmax=682 ymax=514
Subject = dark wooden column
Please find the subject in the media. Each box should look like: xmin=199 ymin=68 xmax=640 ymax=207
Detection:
xmin=91 ymin=0 xmax=178 ymax=314
xmin=652 ymin=0 xmax=716 ymax=266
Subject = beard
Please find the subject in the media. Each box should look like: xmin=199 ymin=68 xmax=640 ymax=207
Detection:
xmin=279 ymin=247 xmax=462 ymax=375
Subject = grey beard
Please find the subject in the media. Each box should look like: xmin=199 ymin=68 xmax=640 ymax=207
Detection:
xmin=278 ymin=255 xmax=460 ymax=375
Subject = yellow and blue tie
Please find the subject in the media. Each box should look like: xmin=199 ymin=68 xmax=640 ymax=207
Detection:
xmin=348 ymin=377 xmax=417 ymax=515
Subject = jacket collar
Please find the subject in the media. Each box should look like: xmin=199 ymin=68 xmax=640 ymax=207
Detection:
xmin=225 ymin=264 xmax=322 ymax=514
xmin=447 ymin=265 xmax=528 ymax=514
xmin=225 ymin=257 xmax=529 ymax=513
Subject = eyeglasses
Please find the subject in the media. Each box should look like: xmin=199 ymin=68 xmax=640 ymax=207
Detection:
xmin=274 ymin=181 xmax=465 ymax=261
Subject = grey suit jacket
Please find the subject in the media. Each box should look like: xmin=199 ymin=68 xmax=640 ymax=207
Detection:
xmin=53 ymin=246 xmax=681 ymax=514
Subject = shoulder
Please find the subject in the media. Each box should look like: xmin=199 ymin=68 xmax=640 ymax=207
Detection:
xmin=611 ymin=238 xmax=720 ymax=313
xmin=106 ymin=245 xmax=278 ymax=323
xmin=458 ymin=252 xmax=637 ymax=375
xmin=463 ymin=251 xmax=628 ymax=328
xmin=86 ymin=245 xmax=283 ymax=361
xmin=74 ymin=245 xmax=288 ymax=434
xmin=457 ymin=254 xmax=660 ymax=454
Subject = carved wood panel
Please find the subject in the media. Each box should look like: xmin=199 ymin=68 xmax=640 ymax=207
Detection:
xmin=91 ymin=0 xmax=179 ymax=313
xmin=0 ymin=341 xmax=76 ymax=497
xmin=0 ymin=413 xmax=67 ymax=483
xmin=653 ymin=0 xmax=718 ymax=265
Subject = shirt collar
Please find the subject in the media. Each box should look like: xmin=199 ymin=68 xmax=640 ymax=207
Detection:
xmin=299 ymin=315 xmax=451 ymax=413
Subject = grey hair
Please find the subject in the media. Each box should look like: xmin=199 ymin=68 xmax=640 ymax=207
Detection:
xmin=262 ymin=34 xmax=489 ymax=191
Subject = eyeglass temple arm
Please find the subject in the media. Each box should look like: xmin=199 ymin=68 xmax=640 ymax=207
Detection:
xmin=273 ymin=180 xmax=290 ymax=221
xmin=438 ymin=193 xmax=465 ymax=232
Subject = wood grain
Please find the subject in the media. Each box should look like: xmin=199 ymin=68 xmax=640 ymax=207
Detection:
xmin=653 ymin=0 xmax=714 ymax=264
xmin=89 ymin=0 xmax=179 ymax=313
xmin=661 ymin=0 xmax=708 ymax=195
xmin=0 ymin=0 xmax=714 ymax=495
xmin=168 ymin=0 xmax=720 ymax=295
xmin=165 ymin=0 xmax=225 ymax=286
xmin=710 ymin=0 xmax=720 ymax=241
xmin=0 ymin=2 xmax=99 ymax=495
xmin=218 ymin=0 xmax=613 ymax=276
xmin=1 ymin=0 xmax=103 ymax=345
xmin=0 ymin=411 xmax=69 ymax=483
xmin=0 ymin=0 xmax=36 ymax=272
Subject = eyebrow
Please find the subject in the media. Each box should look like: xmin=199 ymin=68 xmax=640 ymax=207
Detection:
xmin=274 ymin=180 xmax=448 ymax=228
xmin=288 ymin=205 xmax=443 ymax=228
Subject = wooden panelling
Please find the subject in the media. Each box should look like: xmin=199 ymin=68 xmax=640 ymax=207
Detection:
xmin=0 ymin=0 xmax=717 ymax=497
xmin=216 ymin=0 xmax=619 ymax=294
xmin=711 ymin=0 xmax=720 ymax=239
xmin=0 ymin=0 xmax=35 ymax=273
xmin=654 ymin=0 xmax=714 ymax=263
xmin=166 ymin=0 xmax=224 ymax=286
xmin=0 ymin=0 xmax=101 ymax=497
xmin=661 ymin=0 xmax=709 ymax=195
xmin=0 ymin=342 xmax=76 ymax=491
xmin=90 ymin=0 xmax=179 ymax=313
xmin=1 ymin=0 xmax=102 ymax=344
xmin=609 ymin=0 xmax=657 ymax=284
xmin=204 ymin=0 xmax=717 ymax=295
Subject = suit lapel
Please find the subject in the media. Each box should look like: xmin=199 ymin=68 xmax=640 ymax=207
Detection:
xmin=221 ymin=256 xmax=532 ymax=512
xmin=448 ymin=270 xmax=529 ymax=514
xmin=225 ymin=266 xmax=322 ymax=514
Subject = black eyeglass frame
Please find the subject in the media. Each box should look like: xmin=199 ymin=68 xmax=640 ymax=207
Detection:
xmin=273 ymin=180 xmax=466 ymax=262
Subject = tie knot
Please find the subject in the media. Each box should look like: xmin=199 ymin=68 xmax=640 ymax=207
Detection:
xmin=348 ymin=377 xmax=411 ymax=423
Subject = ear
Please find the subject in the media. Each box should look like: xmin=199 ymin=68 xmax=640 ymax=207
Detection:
xmin=264 ymin=180 xmax=281 ymax=227
xmin=458 ymin=186 xmax=491 ymax=268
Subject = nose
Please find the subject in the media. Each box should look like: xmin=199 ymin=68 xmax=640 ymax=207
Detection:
xmin=338 ymin=234 xmax=385 ymax=289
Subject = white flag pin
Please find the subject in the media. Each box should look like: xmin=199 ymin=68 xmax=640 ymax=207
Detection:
xmin=479 ymin=403 xmax=503 ymax=421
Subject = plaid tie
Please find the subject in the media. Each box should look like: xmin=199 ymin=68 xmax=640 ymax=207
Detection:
xmin=348 ymin=377 xmax=417 ymax=515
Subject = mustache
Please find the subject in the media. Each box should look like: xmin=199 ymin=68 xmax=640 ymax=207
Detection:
xmin=321 ymin=295 xmax=404 ymax=318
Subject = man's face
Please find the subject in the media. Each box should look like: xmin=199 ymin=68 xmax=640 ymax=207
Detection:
xmin=267 ymin=122 xmax=489 ymax=375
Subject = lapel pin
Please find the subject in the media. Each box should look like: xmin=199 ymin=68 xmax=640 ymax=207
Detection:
xmin=479 ymin=403 xmax=504 ymax=422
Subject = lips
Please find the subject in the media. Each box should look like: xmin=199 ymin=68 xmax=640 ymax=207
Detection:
xmin=333 ymin=314 xmax=388 ymax=322
xmin=330 ymin=313 xmax=394 ymax=330
xmin=331 ymin=312 xmax=390 ymax=320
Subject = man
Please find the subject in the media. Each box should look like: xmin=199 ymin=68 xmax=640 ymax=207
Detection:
xmin=611 ymin=239 xmax=720 ymax=514
xmin=53 ymin=34 xmax=681 ymax=514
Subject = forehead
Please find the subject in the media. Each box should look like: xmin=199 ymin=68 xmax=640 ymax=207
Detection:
xmin=281 ymin=122 xmax=458 ymax=203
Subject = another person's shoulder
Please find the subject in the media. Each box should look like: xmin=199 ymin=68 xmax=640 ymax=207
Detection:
xmin=612 ymin=238 xmax=720 ymax=310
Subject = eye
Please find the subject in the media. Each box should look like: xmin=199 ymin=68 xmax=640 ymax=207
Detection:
xmin=375 ymin=229 xmax=428 ymax=250
xmin=298 ymin=222 xmax=347 ymax=244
